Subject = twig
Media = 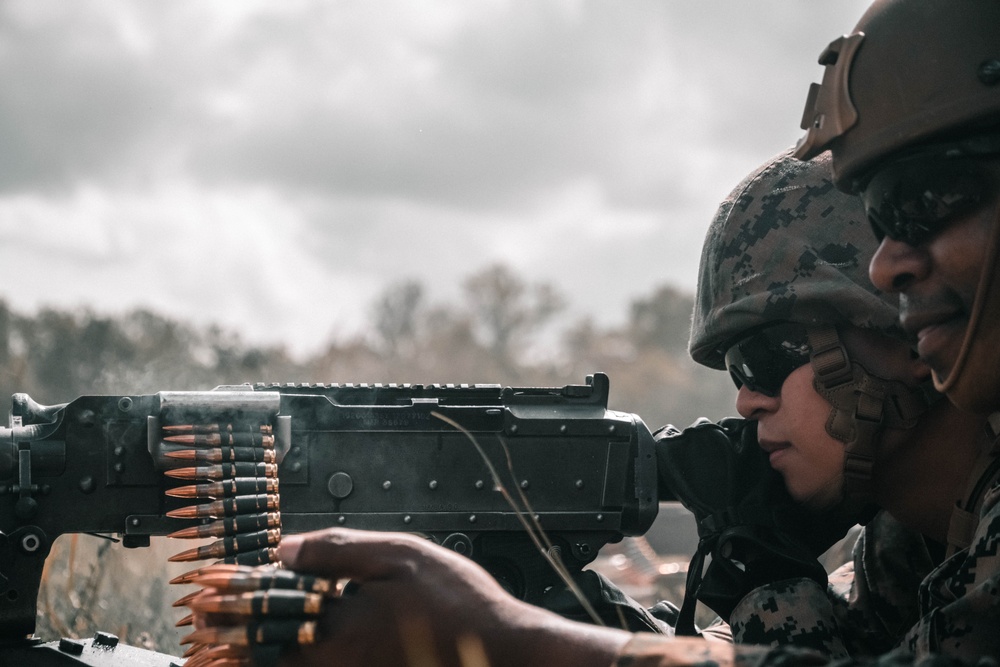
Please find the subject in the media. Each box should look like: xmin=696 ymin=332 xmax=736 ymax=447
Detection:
xmin=431 ymin=411 xmax=605 ymax=627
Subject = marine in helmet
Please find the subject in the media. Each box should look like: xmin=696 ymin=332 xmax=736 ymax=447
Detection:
xmin=690 ymin=148 xmax=930 ymax=518
xmin=794 ymin=0 xmax=1000 ymax=416
xmin=792 ymin=1 xmax=1000 ymax=663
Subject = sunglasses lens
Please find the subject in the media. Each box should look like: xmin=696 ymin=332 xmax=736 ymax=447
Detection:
xmin=724 ymin=323 xmax=811 ymax=396
xmin=862 ymin=159 xmax=986 ymax=246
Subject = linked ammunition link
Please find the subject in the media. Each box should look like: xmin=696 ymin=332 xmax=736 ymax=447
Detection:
xmin=161 ymin=421 xmax=285 ymax=666
xmin=173 ymin=564 xmax=332 ymax=667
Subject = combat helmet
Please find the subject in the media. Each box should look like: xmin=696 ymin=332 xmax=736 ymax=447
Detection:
xmin=690 ymin=148 xmax=934 ymax=511
xmin=794 ymin=0 xmax=1000 ymax=413
xmin=794 ymin=0 xmax=1000 ymax=191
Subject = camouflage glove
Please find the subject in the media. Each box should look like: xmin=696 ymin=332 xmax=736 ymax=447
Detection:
xmin=655 ymin=418 xmax=855 ymax=631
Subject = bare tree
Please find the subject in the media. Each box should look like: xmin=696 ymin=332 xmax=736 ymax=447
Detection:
xmin=462 ymin=264 xmax=565 ymax=371
xmin=371 ymin=280 xmax=425 ymax=358
xmin=628 ymin=284 xmax=695 ymax=356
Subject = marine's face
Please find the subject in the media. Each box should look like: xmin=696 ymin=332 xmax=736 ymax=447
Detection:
xmin=725 ymin=323 xmax=840 ymax=506
xmin=735 ymin=363 xmax=845 ymax=508
xmin=733 ymin=326 xmax=925 ymax=509
xmin=867 ymin=156 xmax=1000 ymax=383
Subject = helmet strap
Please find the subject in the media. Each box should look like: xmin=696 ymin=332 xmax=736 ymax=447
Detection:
xmin=807 ymin=324 xmax=934 ymax=517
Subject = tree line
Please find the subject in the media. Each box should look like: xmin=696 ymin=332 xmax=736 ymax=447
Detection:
xmin=0 ymin=263 xmax=736 ymax=430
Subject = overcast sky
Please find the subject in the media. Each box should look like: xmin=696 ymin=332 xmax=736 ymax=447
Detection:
xmin=0 ymin=1 xmax=872 ymax=357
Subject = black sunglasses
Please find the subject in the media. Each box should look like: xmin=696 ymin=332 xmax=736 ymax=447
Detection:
xmin=859 ymin=133 xmax=1000 ymax=247
xmin=724 ymin=322 xmax=812 ymax=397
xmin=861 ymin=157 xmax=990 ymax=246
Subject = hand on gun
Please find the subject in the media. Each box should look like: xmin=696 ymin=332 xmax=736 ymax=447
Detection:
xmin=187 ymin=528 xmax=633 ymax=667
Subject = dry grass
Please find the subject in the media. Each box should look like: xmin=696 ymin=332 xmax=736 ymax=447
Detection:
xmin=37 ymin=534 xmax=211 ymax=656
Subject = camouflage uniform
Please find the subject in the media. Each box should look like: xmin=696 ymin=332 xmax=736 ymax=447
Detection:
xmin=734 ymin=421 xmax=1000 ymax=664
xmin=613 ymin=482 xmax=1000 ymax=665
xmin=730 ymin=511 xmax=934 ymax=657
xmin=611 ymin=148 xmax=1000 ymax=665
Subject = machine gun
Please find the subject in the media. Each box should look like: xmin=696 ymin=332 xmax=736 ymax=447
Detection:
xmin=0 ymin=372 xmax=658 ymax=665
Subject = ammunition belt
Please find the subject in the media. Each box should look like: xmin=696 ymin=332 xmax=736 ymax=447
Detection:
xmin=162 ymin=419 xmax=323 ymax=666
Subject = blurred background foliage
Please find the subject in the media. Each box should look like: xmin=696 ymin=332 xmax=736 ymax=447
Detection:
xmin=4 ymin=262 xmax=736 ymax=427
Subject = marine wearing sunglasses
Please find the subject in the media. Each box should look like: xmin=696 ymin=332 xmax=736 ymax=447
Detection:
xmin=724 ymin=318 xmax=936 ymax=515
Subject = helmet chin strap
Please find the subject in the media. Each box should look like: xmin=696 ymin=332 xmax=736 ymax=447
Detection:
xmin=807 ymin=324 xmax=937 ymax=519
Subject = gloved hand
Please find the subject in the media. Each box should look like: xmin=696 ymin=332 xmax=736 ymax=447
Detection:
xmin=655 ymin=418 xmax=856 ymax=629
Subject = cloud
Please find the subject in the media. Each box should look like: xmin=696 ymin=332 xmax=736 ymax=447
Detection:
xmin=0 ymin=0 xmax=873 ymax=356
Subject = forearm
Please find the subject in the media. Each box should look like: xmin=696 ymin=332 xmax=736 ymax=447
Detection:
xmin=481 ymin=598 xmax=772 ymax=667
xmin=482 ymin=604 xmax=748 ymax=667
xmin=492 ymin=606 xmax=632 ymax=667
xmin=610 ymin=634 xmax=829 ymax=667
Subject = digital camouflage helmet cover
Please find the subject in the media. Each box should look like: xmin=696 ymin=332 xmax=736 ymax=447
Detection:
xmin=691 ymin=148 xmax=933 ymax=511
